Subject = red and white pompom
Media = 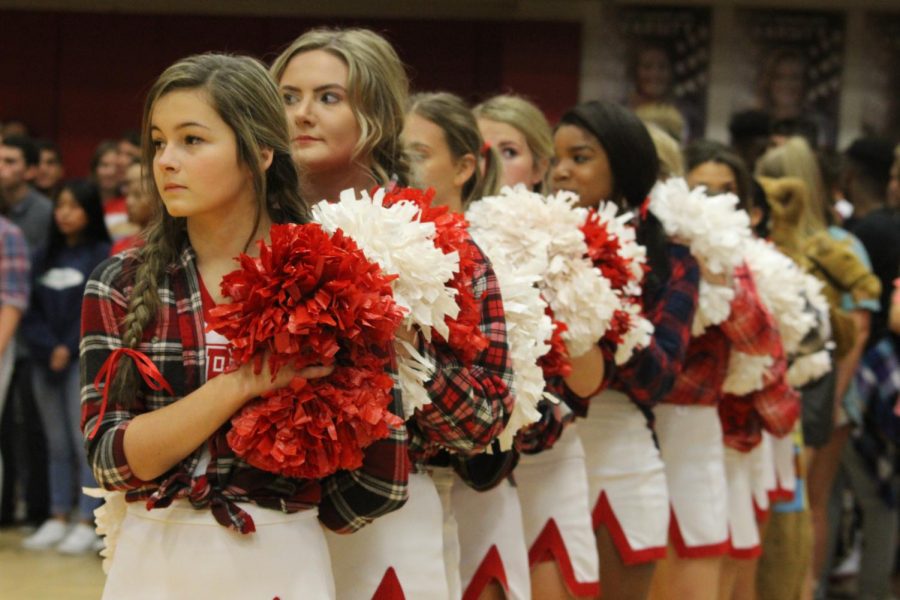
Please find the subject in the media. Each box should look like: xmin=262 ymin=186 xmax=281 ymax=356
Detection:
xmin=468 ymin=185 xmax=620 ymax=358
xmin=649 ymin=178 xmax=752 ymax=335
xmin=311 ymin=188 xmax=461 ymax=418
xmin=580 ymin=202 xmax=654 ymax=364
xmin=207 ymin=223 xmax=405 ymax=480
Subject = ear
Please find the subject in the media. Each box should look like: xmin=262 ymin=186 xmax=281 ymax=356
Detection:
xmin=453 ymin=153 xmax=477 ymax=188
xmin=260 ymin=147 xmax=274 ymax=172
xmin=24 ymin=164 xmax=38 ymax=182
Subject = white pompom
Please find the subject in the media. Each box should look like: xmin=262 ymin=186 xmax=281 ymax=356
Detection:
xmin=83 ymin=487 xmax=127 ymax=574
xmin=787 ymin=350 xmax=832 ymax=388
xmin=692 ymin=281 xmax=735 ymax=336
xmin=311 ymin=188 xmax=461 ymax=416
xmin=723 ymin=351 xmax=775 ymax=395
xmin=469 ymin=186 xmax=621 ymax=359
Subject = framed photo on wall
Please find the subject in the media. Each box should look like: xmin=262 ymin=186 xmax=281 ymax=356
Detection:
xmin=592 ymin=4 xmax=711 ymax=143
xmin=730 ymin=9 xmax=845 ymax=149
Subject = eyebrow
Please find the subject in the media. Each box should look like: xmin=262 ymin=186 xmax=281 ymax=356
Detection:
xmin=280 ymin=83 xmax=347 ymax=94
xmin=150 ymin=122 xmax=211 ymax=132
xmin=568 ymin=144 xmax=595 ymax=152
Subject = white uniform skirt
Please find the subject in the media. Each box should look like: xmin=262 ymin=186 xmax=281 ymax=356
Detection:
xmin=326 ymin=472 xmax=450 ymax=600
xmin=515 ymin=424 xmax=600 ymax=598
xmin=451 ymin=475 xmax=531 ymax=600
xmin=103 ymin=499 xmax=334 ymax=600
xmin=578 ymin=390 xmax=669 ymax=565
xmin=724 ymin=447 xmax=761 ymax=558
xmin=770 ymin=430 xmax=798 ymax=502
xmin=431 ymin=467 xmax=463 ymax=600
xmin=750 ymin=432 xmax=778 ymax=518
xmin=655 ymin=404 xmax=730 ymax=558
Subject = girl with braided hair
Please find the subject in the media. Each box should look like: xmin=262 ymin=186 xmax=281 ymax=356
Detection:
xmin=80 ymin=53 xmax=409 ymax=599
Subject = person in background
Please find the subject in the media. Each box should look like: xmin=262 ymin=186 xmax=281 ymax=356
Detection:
xmin=91 ymin=140 xmax=137 ymax=242
xmin=474 ymin=94 xmax=553 ymax=193
xmin=116 ymin=130 xmax=141 ymax=182
xmin=887 ymin=144 xmax=899 ymax=210
xmin=110 ymin=160 xmax=155 ymax=255
xmin=728 ymin=110 xmax=772 ymax=174
xmin=20 ymin=179 xmax=111 ymax=554
xmin=0 ymin=134 xmax=53 ymax=529
xmin=32 ymin=140 xmax=64 ymax=200
xmin=0 ymin=206 xmax=30 ymax=536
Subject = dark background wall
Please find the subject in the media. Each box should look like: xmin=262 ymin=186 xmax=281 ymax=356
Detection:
xmin=0 ymin=10 xmax=581 ymax=177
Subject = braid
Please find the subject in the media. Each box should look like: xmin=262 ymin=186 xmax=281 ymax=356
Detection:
xmin=111 ymin=222 xmax=177 ymax=407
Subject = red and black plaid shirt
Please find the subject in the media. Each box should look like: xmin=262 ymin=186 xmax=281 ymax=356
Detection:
xmin=665 ymin=262 xmax=780 ymax=407
xmin=407 ymin=239 xmax=515 ymax=469
xmin=719 ymin=339 xmax=801 ymax=452
xmin=80 ymin=245 xmax=409 ymax=534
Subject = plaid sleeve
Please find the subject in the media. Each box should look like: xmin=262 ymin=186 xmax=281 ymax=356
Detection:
xmin=80 ymin=256 xmax=150 ymax=491
xmin=319 ymin=377 xmax=410 ymax=532
xmin=721 ymin=263 xmax=780 ymax=357
xmin=412 ymin=249 xmax=515 ymax=455
xmin=610 ymin=243 xmax=700 ymax=407
xmin=752 ymin=351 xmax=800 ymax=437
xmin=450 ymin=444 xmax=518 ymax=491
xmin=0 ymin=221 xmax=30 ymax=311
xmin=514 ymin=396 xmax=574 ymax=454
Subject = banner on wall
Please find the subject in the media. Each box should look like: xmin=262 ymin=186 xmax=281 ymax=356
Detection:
xmin=730 ymin=9 xmax=845 ymax=149
xmin=593 ymin=4 xmax=711 ymax=143
xmin=860 ymin=12 xmax=900 ymax=141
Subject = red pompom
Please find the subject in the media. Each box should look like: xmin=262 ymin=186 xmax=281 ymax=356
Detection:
xmin=382 ymin=187 xmax=489 ymax=365
xmin=538 ymin=306 xmax=572 ymax=380
xmin=208 ymin=223 xmax=405 ymax=479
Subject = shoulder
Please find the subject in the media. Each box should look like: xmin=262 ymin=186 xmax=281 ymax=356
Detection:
xmin=27 ymin=189 xmax=53 ymax=213
xmin=86 ymin=248 xmax=144 ymax=308
xmin=0 ymin=217 xmax=26 ymax=244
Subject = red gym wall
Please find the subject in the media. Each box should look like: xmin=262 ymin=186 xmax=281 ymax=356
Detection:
xmin=0 ymin=10 xmax=581 ymax=178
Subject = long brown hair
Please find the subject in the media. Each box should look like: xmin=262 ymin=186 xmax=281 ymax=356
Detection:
xmin=114 ymin=53 xmax=305 ymax=404
xmin=408 ymin=92 xmax=501 ymax=206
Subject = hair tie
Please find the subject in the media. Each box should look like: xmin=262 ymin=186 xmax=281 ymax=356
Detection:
xmin=639 ymin=195 xmax=651 ymax=220
xmin=480 ymin=142 xmax=492 ymax=156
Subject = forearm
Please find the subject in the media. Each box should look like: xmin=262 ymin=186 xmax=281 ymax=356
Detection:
xmin=834 ymin=310 xmax=870 ymax=404
xmin=123 ymin=370 xmax=254 ymax=481
xmin=0 ymin=306 xmax=22 ymax=357
xmin=563 ymin=344 xmax=606 ymax=398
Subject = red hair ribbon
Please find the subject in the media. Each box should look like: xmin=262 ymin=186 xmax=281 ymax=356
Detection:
xmin=639 ymin=195 xmax=651 ymax=220
xmin=480 ymin=142 xmax=492 ymax=156
xmin=89 ymin=348 xmax=175 ymax=440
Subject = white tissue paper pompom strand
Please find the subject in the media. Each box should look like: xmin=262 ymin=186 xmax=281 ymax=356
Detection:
xmin=650 ymin=178 xmax=752 ymax=335
xmin=311 ymin=188 xmax=461 ymax=417
xmin=787 ymin=350 xmax=832 ymax=388
xmin=83 ymin=488 xmax=126 ymax=574
xmin=468 ymin=185 xmax=620 ymax=358
xmin=476 ymin=249 xmax=553 ymax=450
xmin=582 ymin=202 xmax=654 ymax=363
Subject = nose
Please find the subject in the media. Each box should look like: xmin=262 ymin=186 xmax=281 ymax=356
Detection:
xmin=550 ymin=159 xmax=568 ymax=183
xmin=155 ymin=143 xmax=179 ymax=172
xmin=291 ymin=96 xmax=315 ymax=127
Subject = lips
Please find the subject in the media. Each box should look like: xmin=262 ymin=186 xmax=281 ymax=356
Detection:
xmin=163 ymin=183 xmax=186 ymax=192
xmin=294 ymin=135 xmax=322 ymax=144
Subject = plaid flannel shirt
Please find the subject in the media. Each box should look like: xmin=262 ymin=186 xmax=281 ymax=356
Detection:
xmin=0 ymin=216 xmax=30 ymax=312
xmin=407 ymin=239 xmax=515 ymax=469
xmin=719 ymin=340 xmax=801 ymax=452
xmin=666 ymin=262 xmax=780 ymax=407
xmin=609 ymin=243 xmax=700 ymax=409
xmin=80 ymin=245 xmax=409 ymax=534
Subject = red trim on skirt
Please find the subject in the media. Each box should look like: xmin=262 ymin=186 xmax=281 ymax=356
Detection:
xmin=372 ymin=567 xmax=405 ymax=600
xmin=668 ymin=509 xmax=731 ymax=559
xmin=592 ymin=491 xmax=667 ymax=566
xmin=528 ymin=518 xmax=601 ymax=598
xmin=462 ymin=545 xmax=509 ymax=600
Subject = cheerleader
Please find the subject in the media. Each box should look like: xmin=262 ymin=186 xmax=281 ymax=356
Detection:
xmin=648 ymin=157 xmax=780 ymax=598
xmin=684 ymin=142 xmax=802 ymax=600
xmin=474 ymin=94 xmax=608 ymax=600
xmin=80 ymin=54 xmax=411 ymax=599
xmin=552 ymin=100 xmax=700 ymax=600
xmin=272 ymin=31 xmax=515 ymax=599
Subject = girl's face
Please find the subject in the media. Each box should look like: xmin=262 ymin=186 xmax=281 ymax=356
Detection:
xmin=402 ymin=112 xmax=472 ymax=212
xmin=54 ymin=189 xmax=88 ymax=240
xmin=95 ymin=150 xmax=120 ymax=196
xmin=123 ymin=162 xmax=154 ymax=226
xmin=551 ymin=124 xmax=613 ymax=208
xmin=636 ymin=47 xmax=672 ymax=101
xmin=686 ymin=160 xmax=737 ymax=196
xmin=478 ymin=118 xmax=544 ymax=189
xmin=278 ymin=49 xmax=361 ymax=175
xmin=150 ymin=89 xmax=255 ymax=220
